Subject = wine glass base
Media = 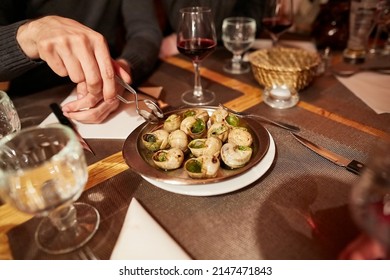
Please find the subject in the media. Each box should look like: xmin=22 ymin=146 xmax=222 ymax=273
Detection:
xmin=181 ymin=89 xmax=215 ymax=106
xmin=263 ymin=86 xmax=299 ymax=109
xmin=35 ymin=202 xmax=100 ymax=255
xmin=223 ymin=60 xmax=251 ymax=74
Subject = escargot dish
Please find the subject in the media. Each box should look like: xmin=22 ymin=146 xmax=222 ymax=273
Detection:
xmin=123 ymin=106 xmax=270 ymax=185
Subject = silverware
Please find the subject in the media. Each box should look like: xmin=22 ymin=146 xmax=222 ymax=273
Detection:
xmin=115 ymin=75 xmax=164 ymax=123
xmin=291 ymin=133 xmax=365 ymax=175
xmin=219 ymin=103 xmax=300 ymax=133
xmin=50 ymin=103 xmax=95 ymax=155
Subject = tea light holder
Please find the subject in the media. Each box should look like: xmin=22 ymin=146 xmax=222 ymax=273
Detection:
xmin=263 ymin=84 xmax=299 ymax=109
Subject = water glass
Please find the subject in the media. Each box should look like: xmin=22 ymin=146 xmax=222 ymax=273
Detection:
xmin=222 ymin=17 xmax=256 ymax=74
xmin=0 ymin=90 xmax=20 ymax=138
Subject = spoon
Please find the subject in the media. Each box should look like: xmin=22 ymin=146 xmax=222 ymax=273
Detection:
xmin=115 ymin=75 xmax=164 ymax=123
xmin=331 ymin=64 xmax=390 ymax=77
xmin=219 ymin=103 xmax=300 ymax=133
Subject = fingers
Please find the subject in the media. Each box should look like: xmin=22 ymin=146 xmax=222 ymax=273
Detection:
xmin=26 ymin=16 xmax=118 ymax=102
xmin=338 ymin=234 xmax=387 ymax=260
xmin=63 ymin=97 xmax=120 ymax=124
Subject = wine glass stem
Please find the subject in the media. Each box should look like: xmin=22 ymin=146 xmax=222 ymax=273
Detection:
xmin=49 ymin=204 xmax=77 ymax=231
xmin=232 ymin=54 xmax=243 ymax=69
xmin=193 ymin=61 xmax=203 ymax=98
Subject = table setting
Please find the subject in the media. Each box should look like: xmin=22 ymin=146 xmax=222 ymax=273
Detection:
xmin=1 ymin=3 xmax=390 ymax=261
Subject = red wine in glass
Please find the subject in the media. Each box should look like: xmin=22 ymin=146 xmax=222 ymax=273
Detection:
xmin=176 ymin=6 xmax=217 ymax=106
xmin=177 ymin=38 xmax=216 ymax=62
xmin=262 ymin=0 xmax=294 ymax=46
xmin=262 ymin=17 xmax=293 ymax=36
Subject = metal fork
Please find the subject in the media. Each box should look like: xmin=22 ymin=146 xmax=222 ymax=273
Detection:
xmin=219 ymin=103 xmax=300 ymax=133
xmin=115 ymin=74 xmax=164 ymax=123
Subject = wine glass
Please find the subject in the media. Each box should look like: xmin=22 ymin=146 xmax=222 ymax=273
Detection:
xmin=262 ymin=0 xmax=294 ymax=47
xmin=177 ymin=6 xmax=217 ymax=105
xmin=0 ymin=124 xmax=100 ymax=254
xmin=222 ymin=17 xmax=256 ymax=74
xmin=350 ymin=140 xmax=390 ymax=258
xmin=0 ymin=90 xmax=21 ymax=138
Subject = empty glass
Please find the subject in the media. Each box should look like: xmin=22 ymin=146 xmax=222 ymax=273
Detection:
xmin=0 ymin=124 xmax=100 ymax=254
xmin=0 ymin=90 xmax=20 ymax=138
xmin=222 ymin=17 xmax=256 ymax=74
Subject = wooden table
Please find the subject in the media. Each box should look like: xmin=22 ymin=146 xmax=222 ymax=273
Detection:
xmin=1 ymin=46 xmax=389 ymax=260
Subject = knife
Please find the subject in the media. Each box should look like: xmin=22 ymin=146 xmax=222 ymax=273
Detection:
xmin=50 ymin=103 xmax=95 ymax=155
xmin=291 ymin=133 xmax=364 ymax=175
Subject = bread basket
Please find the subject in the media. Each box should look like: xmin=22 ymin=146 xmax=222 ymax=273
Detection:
xmin=249 ymin=47 xmax=321 ymax=91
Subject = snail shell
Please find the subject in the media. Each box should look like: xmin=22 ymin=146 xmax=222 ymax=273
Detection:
xmin=182 ymin=108 xmax=209 ymax=123
xmin=184 ymin=155 xmax=220 ymax=179
xmin=163 ymin=114 xmax=182 ymax=132
xmin=221 ymin=143 xmax=252 ymax=169
xmin=168 ymin=129 xmax=188 ymax=152
xmin=152 ymin=148 xmax=184 ymax=170
xmin=180 ymin=116 xmax=207 ymax=139
xmin=228 ymin=127 xmax=253 ymax=147
xmin=142 ymin=129 xmax=169 ymax=152
xmin=188 ymin=136 xmax=222 ymax=157
xmin=207 ymin=122 xmax=229 ymax=142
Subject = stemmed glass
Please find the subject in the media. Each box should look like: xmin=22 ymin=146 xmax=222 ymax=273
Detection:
xmin=0 ymin=90 xmax=20 ymax=138
xmin=177 ymin=6 xmax=217 ymax=105
xmin=0 ymin=124 xmax=100 ymax=254
xmin=222 ymin=17 xmax=256 ymax=74
xmin=349 ymin=140 xmax=390 ymax=258
xmin=262 ymin=0 xmax=294 ymax=47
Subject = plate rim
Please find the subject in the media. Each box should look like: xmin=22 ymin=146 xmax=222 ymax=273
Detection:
xmin=122 ymin=106 xmax=270 ymax=185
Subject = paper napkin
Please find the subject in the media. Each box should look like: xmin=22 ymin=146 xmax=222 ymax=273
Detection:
xmin=336 ymin=73 xmax=390 ymax=114
xmin=40 ymin=88 xmax=146 ymax=139
xmin=110 ymin=198 xmax=191 ymax=260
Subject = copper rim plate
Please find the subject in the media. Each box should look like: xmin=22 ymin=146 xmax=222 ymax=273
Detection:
xmin=122 ymin=106 xmax=270 ymax=185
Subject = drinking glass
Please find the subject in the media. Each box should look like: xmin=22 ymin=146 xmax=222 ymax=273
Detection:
xmin=0 ymin=90 xmax=20 ymax=138
xmin=262 ymin=0 xmax=294 ymax=47
xmin=349 ymin=140 xmax=390 ymax=258
xmin=369 ymin=0 xmax=390 ymax=55
xmin=177 ymin=6 xmax=217 ymax=105
xmin=0 ymin=124 xmax=100 ymax=254
xmin=222 ymin=17 xmax=256 ymax=74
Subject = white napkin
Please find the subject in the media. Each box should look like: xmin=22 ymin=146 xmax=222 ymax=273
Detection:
xmin=336 ymin=73 xmax=390 ymax=114
xmin=40 ymin=88 xmax=145 ymax=139
xmin=110 ymin=198 xmax=191 ymax=260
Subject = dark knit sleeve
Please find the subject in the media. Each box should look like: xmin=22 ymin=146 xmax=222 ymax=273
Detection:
xmin=0 ymin=20 xmax=44 ymax=81
xmin=119 ymin=0 xmax=162 ymax=85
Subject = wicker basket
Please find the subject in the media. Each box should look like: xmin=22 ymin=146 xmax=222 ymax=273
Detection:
xmin=249 ymin=48 xmax=321 ymax=91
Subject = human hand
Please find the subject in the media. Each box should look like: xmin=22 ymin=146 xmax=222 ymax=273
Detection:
xmin=16 ymin=15 xmax=129 ymax=103
xmin=61 ymin=59 xmax=131 ymax=124
xmin=338 ymin=233 xmax=387 ymax=260
xmin=159 ymin=33 xmax=179 ymax=59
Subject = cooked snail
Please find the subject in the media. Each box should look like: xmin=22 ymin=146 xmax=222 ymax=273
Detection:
xmin=184 ymin=155 xmax=220 ymax=179
xmin=220 ymin=143 xmax=252 ymax=169
xmin=152 ymin=148 xmax=184 ymax=170
xmin=142 ymin=129 xmax=169 ymax=152
xmin=168 ymin=129 xmax=188 ymax=152
xmin=163 ymin=114 xmax=182 ymax=132
xmin=188 ymin=136 xmax=222 ymax=157
xmin=207 ymin=122 xmax=229 ymax=142
xmin=228 ymin=127 xmax=253 ymax=147
xmin=180 ymin=116 xmax=207 ymax=139
xmin=182 ymin=108 xmax=209 ymax=123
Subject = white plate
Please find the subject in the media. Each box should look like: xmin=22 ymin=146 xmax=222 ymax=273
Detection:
xmin=142 ymin=132 xmax=276 ymax=196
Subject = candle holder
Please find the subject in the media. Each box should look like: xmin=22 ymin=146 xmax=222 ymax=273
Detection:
xmin=263 ymin=84 xmax=299 ymax=109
